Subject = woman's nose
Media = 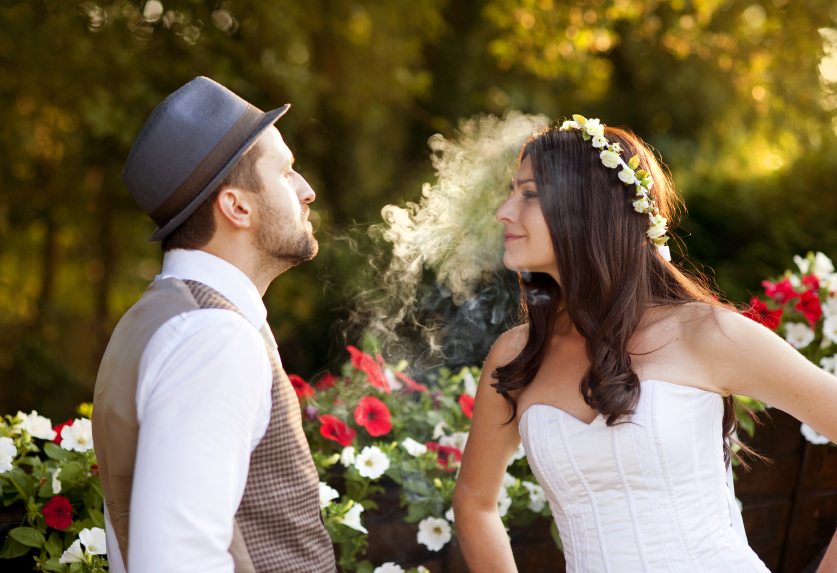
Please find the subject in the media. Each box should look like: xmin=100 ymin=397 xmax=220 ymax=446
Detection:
xmin=496 ymin=197 xmax=515 ymax=223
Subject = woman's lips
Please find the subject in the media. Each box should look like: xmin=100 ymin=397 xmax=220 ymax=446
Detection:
xmin=504 ymin=233 xmax=524 ymax=242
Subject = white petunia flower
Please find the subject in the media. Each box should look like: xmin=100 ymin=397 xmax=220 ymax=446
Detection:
xmin=793 ymin=254 xmax=811 ymax=275
xmin=813 ymin=252 xmax=835 ymax=279
xmin=417 ymin=517 xmax=452 ymax=551
xmin=373 ymin=563 xmax=405 ymax=573
xmin=823 ymin=296 xmax=837 ymax=318
xmin=19 ymin=410 xmax=56 ymax=441
xmin=79 ymin=527 xmax=107 ymax=555
xmin=462 ymin=369 xmax=477 ymax=397
xmin=432 ymin=420 xmax=449 ymax=440
xmin=401 ymin=437 xmax=427 ymax=457
xmin=59 ymin=539 xmax=85 ymax=564
xmin=355 ymin=446 xmax=390 ymax=479
xmin=319 ymin=482 xmax=339 ymax=509
xmin=591 ymin=135 xmax=608 ymax=149
xmin=633 ymin=196 xmax=651 ymax=213
xmin=340 ymin=446 xmax=356 ymax=467
xmin=618 ymin=167 xmax=636 ymax=185
xmin=824 ymin=275 xmax=837 ymax=294
xmin=800 ymin=423 xmax=831 ymax=445
xmin=784 ymin=322 xmax=816 ymax=349
xmin=820 ymin=355 xmax=837 ymax=375
xmin=522 ymin=481 xmax=547 ymax=513
xmin=822 ymin=316 xmax=837 ymax=346
xmin=439 ymin=431 xmax=468 ymax=453
xmin=52 ymin=468 xmax=62 ymax=495
xmin=497 ymin=487 xmax=512 ymax=517
xmin=0 ymin=437 xmax=16 ymax=474
xmin=339 ymin=503 xmax=368 ymax=533
xmin=61 ymin=418 xmax=94 ymax=452
xmin=502 ymin=472 xmax=517 ymax=488
xmin=599 ymin=150 xmax=621 ymax=169
xmin=445 ymin=507 xmax=455 ymax=522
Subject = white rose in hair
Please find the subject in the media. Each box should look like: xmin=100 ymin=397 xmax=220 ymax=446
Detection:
xmin=592 ymin=135 xmax=608 ymax=149
xmin=584 ymin=118 xmax=605 ymax=138
xmin=599 ymin=150 xmax=621 ymax=169
xmin=633 ymin=196 xmax=651 ymax=213
xmin=646 ymin=214 xmax=668 ymax=240
xmin=618 ymin=167 xmax=636 ymax=185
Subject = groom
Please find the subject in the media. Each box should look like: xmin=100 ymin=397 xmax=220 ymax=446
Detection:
xmin=92 ymin=77 xmax=336 ymax=572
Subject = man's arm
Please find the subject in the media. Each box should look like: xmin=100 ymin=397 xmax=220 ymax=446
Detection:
xmin=129 ymin=310 xmax=271 ymax=573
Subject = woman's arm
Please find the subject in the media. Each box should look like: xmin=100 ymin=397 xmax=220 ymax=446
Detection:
xmin=818 ymin=527 xmax=837 ymax=573
xmin=453 ymin=327 xmax=527 ymax=573
xmin=701 ymin=309 xmax=837 ymax=443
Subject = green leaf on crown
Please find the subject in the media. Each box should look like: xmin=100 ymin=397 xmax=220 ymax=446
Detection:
xmin=635 ymin=169 xmax=648 ymax=180
xmin=572 ymin=114 xmax=587 ymax=124
xmin=628 ymin=155 xmax=640 ymax=170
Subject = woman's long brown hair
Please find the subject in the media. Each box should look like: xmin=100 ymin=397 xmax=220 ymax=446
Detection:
xmin=491 ymin=125 xmax=742 ymax=466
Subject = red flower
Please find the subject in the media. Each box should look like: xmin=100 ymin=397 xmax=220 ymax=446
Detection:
xmin=795 ymin=290 xmax=822 ymax=328
xmin=761 ymin=278 xmax=799 ymax=303
xmin=51 ymin=419 xmax=73 ymax=445
xmin=318 ymin=415 xmax=356 ymax=446
xmin=314 ymin=373 xmax=337 ymax=391
xmin=426 ymin=442 xmax=463 ymax=472
xmin=458 ymin=394 xmax=475 ymax=419
xmin=353 ymin=396 xmax=392 ymax=437
xmin=394 ymin=370 xmax=428 ymax=392
xmin=287 ymin=374 xmax=315 ymax=400
xmin=42 ymin=496 xmax=73 ymax=530
xmin=347 ymin=345 xmax=390 ymax=393
xmin=743 ymin=297 xmax=783 ymax=330
xmin=802 ymin=274 xmax=820 ymax=291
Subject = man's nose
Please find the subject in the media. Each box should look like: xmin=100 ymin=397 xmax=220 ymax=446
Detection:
xmin=295 ymin=173 xmax=315 ymax=204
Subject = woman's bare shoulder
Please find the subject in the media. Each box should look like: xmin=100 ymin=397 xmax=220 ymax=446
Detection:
xmin=487 ymin=324 xmax=528 ymax=367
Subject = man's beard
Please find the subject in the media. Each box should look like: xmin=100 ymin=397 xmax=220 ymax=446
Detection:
xmin=255 ymin=200 xmax=318 ymax=271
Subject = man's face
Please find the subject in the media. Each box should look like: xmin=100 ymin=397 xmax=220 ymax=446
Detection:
xmin=251 ymin=128 xmax=318 ymax=268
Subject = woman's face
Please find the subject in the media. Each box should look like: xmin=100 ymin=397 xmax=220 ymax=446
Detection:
xmin=495 ymin=155 xmax=558 ymax=278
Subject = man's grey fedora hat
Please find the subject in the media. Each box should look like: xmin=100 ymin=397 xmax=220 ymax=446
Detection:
xmin=123 ymin=76 xmax=289 ymax=242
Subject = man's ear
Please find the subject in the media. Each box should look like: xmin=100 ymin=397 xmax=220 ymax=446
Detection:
xmin=214 ymin=187 xmax=254 ymax=230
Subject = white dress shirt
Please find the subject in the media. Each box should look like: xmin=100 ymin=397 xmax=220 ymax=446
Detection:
xmin=104 ymin=249 xmax=273 ymax=573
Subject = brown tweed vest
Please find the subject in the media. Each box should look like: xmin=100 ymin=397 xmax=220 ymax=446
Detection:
xmin=92 ymin=277 xmax=336 ymax=572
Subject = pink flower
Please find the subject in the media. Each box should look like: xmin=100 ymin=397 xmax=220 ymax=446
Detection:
xmin=761 ymin=278 xmax=799 ymax=303
xmin=394 ymin=370 xmax=428 ymax=392
xmin=426 ymin=442 xmax=462 ymax=472
xmin=42 ymin=496 xmax=73 ymax=530
xmin=288 ymin=374 xmax=315 ymax=400
xmin=795 ymin=290 xmax=822 ymax=328
xmin=318 ymin=415 xmax=356 ymax=447
xmin=354 ymin=396 xmax=392 ymax=437
xmin=347 ymin=346 xmax=390 ymax=393
xmin=743 ymin=297 xmax=783 ymax=330
xmin=458 ymin=394 xmax=475 ymax=419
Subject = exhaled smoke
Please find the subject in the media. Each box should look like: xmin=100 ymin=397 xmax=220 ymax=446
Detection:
xmin=351 ymin=112 xmax=549 ymax=368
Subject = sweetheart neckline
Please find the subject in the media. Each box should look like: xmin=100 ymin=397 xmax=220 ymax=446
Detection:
xmin=517 ymin=379 xmax=720 ymax=428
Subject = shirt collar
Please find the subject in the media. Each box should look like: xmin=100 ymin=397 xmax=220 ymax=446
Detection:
xmin=157 ymin=249 xmax=267 ymax=328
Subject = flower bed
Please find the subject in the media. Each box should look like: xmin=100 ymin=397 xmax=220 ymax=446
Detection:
xmin=1 ymin=252 xmax=834 ymax=572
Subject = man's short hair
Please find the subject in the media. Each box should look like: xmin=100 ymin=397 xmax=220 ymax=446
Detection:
xmin=161 ymin=141 xmax=265 ymax=252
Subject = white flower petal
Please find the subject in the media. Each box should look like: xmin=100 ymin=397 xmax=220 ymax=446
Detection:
xmin=0 ymin=437 xmax=17 ymax=474
xmin=373 ymin=563 xmax=405 ymax=573
xmin=79 ymin=527 xmax=107 ymax=555
xmin=60 ymin=418 xmax=94 ymax=453
xmin=417 ymin=517 xmax=452 ymax=552
xmin=401 ymin=437 xmax=428 ymax=457
xmin=319 ymin=482 xmax=339 ymax=509
xmin=59 ymin=539 xmax=85 ymax=564
xmin=339 ymin=503 xmax=368 ymax=533
xmin=355 ymin=446 xmax=390 ymax=480
xmin=784 ymin=322 xmax=816 ymax=349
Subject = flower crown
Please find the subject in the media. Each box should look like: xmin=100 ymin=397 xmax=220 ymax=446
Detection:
xmin=558 ymin=114 xmax=671 ymax=261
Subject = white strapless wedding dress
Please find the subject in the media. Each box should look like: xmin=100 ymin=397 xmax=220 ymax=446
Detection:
xmin=518 ymin=379 xmax=769 ymax=572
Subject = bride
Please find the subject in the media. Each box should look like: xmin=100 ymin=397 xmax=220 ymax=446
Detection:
xmin=452 ymin=117 xmax=837 ymax=572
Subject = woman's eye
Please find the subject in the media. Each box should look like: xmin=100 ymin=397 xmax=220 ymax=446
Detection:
xmin=522 ymin=190 xmax=539 ymax=199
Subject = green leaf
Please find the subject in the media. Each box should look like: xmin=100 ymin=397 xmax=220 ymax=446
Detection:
xmin=635 ymin=169 xmax=648 ymax=180
xmin=0 ymin=534 xmax=30 ymax=558
xmin=58 ymin=461 xmax=83 ymax=484
xmin=572 ymin=114 xmax=587 ymax=124
xmin=45 ymin=531 xmax=63 ymax=559
xmin=6 ymin=467 xmax=36 ymax=499
xmin=87 ymin=508 xmax=105 ymax=528
xmin=8 ymin=526 xmax=45 ymax=548
xmin=43 ymin=557 xmax=66 ymax=572
xmin=628 ymin=154 xmax=640 ymax=170
xmin=43 ymin=443 xmax=69 ymax=461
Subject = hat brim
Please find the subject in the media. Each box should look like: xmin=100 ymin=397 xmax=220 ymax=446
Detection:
xmin=149 ymin=103 xmax=290 ymax=242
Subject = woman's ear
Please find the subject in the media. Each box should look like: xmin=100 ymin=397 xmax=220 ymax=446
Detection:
xmin=214 ymin=187 xmax=254 ymax=230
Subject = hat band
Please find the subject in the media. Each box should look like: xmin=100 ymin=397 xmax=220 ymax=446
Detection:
xmin=150 ymin=104 xmax=264 ymax=226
